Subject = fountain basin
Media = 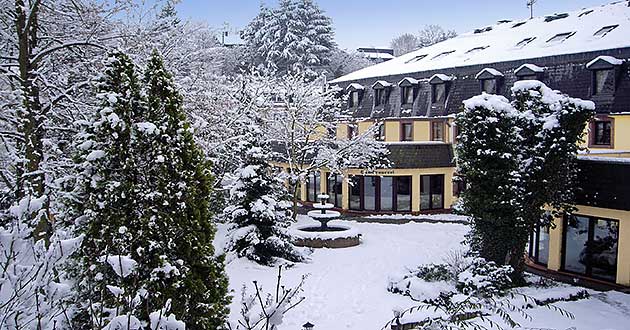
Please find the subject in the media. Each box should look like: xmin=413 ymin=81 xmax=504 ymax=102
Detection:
xmin=291 ymin=224 xmax=361 ymax=249
xmin=307 ymin=210 xmax=341 ymax=219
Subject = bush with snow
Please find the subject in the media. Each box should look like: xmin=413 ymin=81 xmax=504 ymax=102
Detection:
xmin=456 ymin=258 xmax=513 ymax=297
xmin=456 ymin=81 xmax=595 ymax=281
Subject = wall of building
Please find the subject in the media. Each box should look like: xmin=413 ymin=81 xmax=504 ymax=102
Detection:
xmin=547 ymin=205 xmax=630 ymax=286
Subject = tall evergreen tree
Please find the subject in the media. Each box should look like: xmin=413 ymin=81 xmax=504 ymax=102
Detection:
xmin=455 ymin=81 xmax=594 ymax=282
xmin=221 ymin=125 xmax=308 ymax=266
xmin=242 ymin=0 xmax=335 ymax=77
xmin=71 ymin=51 xmax=230 ymax=329
xmin=71 ymin=51 xmax=146 ymax=328
xmin=140 ymin=50 xmax=230 ymax=329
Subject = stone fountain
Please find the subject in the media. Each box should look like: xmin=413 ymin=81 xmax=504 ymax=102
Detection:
xmin=291 ymin=194 xmax=361 ymax=248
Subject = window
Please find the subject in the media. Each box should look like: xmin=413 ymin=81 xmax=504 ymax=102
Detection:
xmin=349 ymin=91 xmax=359 ymax=107
xmin=431 ymin=121 xmax=444 ymax=141
xmin=420 ymin=175 xmax=444 ymax=210
xmin=563 ymin=215 xmax=619 ymax=282
xmin=347 ymin=124 xmax=358 ymax=139
xmin=374 ymin=88 xmax=388 ymax=107
xmin=546 ymin=32 xmax=574 ymax=43
xmin=465 ymin=46 xmax=489 ymax=54
xmin=380 ymin=177 xmax=394 ymax=211
xmin=327 ymin=174 xmax=343 ymax=208
xmin=401 ymin=122 xmax=413 ymax=141
xmin=405 ymin=54 xmax=427 ymax=64
xmin=376 ymin=123 xmax=386 ymax=141
xmin=592 ymin=119 xmax=612 ymax=146
xmin=529 ymin=224 xmax=550 ymax=266
xmin=306 ymin=171 xmax=321 ymax=202
xmin=363 ymin=176 xmax=378 ymax=211
xmin=401 ymin=86 xmax=414 ymax=105
xmin=594 ymin=25 xmax=618 ymax=38
xmin=593 ymin=69 xmax=613 ymax=95
xmin=432 ymin=83 xmax=446 ymax=103
xmin=349 ymin=176 xmax=361 ymax=210
xmin=431 ymin=51 xmax=455 ymax=60
xmin=481 ymin=79 xmax=497 ymax=93
xmin=515 ymin=37 xmax=536 ymax=48
xmin=512 ymin=21 xmax=527 ymax=28
xmin=396 ymin=176 xmax=412 ymax=211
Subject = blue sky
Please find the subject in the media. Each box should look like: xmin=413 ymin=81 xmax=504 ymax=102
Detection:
xmin=175 ymin=0 xmax=613 ymax=50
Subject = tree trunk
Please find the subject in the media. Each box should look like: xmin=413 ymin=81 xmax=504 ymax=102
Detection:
xmin=15 ymin=0 xmax=49 ymax=243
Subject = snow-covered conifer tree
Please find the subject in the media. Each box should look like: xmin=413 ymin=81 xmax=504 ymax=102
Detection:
xmin=222 ymin=125 xmax=308 ymax=266
xmin=242 ymin=0 xmax=335 ymax=77
xmin=139 ymin=51 xmax=230 ymax=329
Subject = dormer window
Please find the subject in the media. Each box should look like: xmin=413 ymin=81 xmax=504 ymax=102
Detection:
xmin=515 ymin=64 xmax=544 ymax=81
xmin=349 ymin=91 xmax=359 ymax=107
xmin=398 ymin=77 xmax=419 ymax=107
xmin=546 ymin=32 xmax=575 ymax=43
xmin=346 ymin=83 xmax=364 ymax=108
xmin=372 ymin=80 xmax=392 ymax=108
xmin=475 ymin=68 xmax=503 ymax=94
xmin=429 ymin=74 xmax=453 ymax=104
xmin=586 ymin=56 xmax=622 ymax=96
xmin=594 ymin=25 xmax=618 ymax=38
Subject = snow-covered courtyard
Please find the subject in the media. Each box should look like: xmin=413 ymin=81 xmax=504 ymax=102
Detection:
xmin=217 ymin=215 xmax=630 ymax=330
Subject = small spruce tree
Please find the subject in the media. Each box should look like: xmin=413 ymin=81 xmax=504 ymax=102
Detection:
xmin=222 ymin=125 xmax=307 ymax=266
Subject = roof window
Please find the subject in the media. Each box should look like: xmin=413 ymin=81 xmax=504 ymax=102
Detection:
xmin=594 ymin=25 xmax=619 ymax=38
xmin=578 ymin=10 xmax=593 ymax=17
xmin=544 ymin=13 xmax=569 ymax=22
xmin=474 ymin=26 xmax=493 ymax=34
xmin=431 ymin=51 xmax=455 ymax=60
xmin=515 ymin=37 xmax=536 ymax=48
xmin=546 ymin=32 xmax=575 ymax=43
xmin=465 ymin=46 xmax=489 ymax=54
xmin=512 ymin=21 xmax=527 ymax=28
xmin=405 ymin=54 xmax=427 ymax=64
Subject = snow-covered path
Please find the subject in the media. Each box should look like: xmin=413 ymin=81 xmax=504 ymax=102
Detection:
xmin=216 ymin=216 xmax=630 ymax=330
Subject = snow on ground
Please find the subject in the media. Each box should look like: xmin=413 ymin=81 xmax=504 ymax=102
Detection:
xmin=215 ymin=214 xmax=630 ymax=329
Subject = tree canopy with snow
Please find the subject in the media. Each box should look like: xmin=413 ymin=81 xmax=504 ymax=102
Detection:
xmin=241 ymin=0 xmax=336 ymax=77
xmin=455 ymin=81 xmax=594 ymax=282
xmin=221 ymin=125 xmax=308 ymax=266
xmin=71 ymin=51 xmax=229 ymax=329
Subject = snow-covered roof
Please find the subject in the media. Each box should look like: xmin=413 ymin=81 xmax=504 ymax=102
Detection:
xmin=345 ymin=83 xmax=364 ymax=91
xmin=429 ymin=74 xmax=455 ymax=83
xmin=362 ymin=52 xmax=395 ymax=60
xmin=331 ymin=1 xmax=630 ymax=83
xmin=398 ymin=77 xmax=420 ymax=85
xmin=475 ymin=68 xmax=504 ymax=79
xmin=372 ymin=80 xmax=393 ymax=88
xmin=586 ymin=55 xmax=624 ymax=68
xmin=515 ymin=63 xmax=545 ymax=75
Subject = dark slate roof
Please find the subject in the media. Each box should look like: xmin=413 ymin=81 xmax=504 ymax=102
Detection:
xmin=386 ymin=143 xmax=454 ymax=169
xmin=575 ymin=157 xmax=630 ymax=211
xmin=334 ymin=48 xmax=630 ymax=119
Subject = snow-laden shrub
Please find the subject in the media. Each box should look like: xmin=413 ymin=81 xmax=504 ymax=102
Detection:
xmin=456 ymin=258 xmax=513 ymax=296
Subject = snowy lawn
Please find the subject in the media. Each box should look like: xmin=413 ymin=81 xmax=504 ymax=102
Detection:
xmin=215 ymin=215 xmax=630 ymax=330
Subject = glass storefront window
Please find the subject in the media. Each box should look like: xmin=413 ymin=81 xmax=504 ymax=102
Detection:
xmin=349 ymin=176 xmax=361 ymax=210
xmin=563 ymin=215 xmax=619 ymax=282
xmin=364 ymin=176 xmax=377 ymax=211
xmin=380 ymin=177 xmax=394 ymax=211
xmin=306 ymin=172 xmax=321 ymax=202
xmin=396 ymin=176 xmax=411 ymax=211
xmin=420 ymin=175 xmax=444 ymax=210
xmin=327 ymin=174 xmax=343 ymax=208
xmin=529 ymin=224 xmax=550 ymax=266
